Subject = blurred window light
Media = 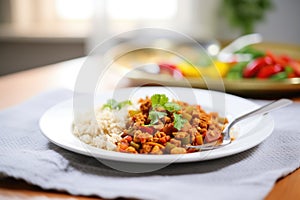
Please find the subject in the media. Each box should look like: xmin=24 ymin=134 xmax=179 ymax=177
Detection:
xmin=107 ymin=0 xmax=177 ymax=20
xmin=55 ymin=0 xmax=94 ymax=20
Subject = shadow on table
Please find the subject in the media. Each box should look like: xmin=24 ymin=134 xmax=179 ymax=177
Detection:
xmin=48 ymin=143 xmax=258 ymax=177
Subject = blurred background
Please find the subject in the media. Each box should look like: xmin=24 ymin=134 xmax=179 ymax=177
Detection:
xmin=0 ymin=0 xmax=299 ymax=75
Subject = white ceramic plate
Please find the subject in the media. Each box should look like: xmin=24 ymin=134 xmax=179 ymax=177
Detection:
xmin=39 ymin=87 xmax=274 ymax=163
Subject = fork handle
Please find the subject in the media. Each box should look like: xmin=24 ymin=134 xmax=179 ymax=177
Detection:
xmin=225 ymin=99 xmax=292 ymax=134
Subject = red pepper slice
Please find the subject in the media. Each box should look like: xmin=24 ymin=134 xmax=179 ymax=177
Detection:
xmin=289 ymin=61 xmax=300 ymax=77
xmin=288 ymin=73 xmax=297 ymax=78
xmin=266 ymin=50 xmax=291 ymax=67
xmin=256 ymin=64 xmax=284 ymax=79
xmin=243 ymin=56 xmax=273 ymax=78
xmin=266 ymin=51 xmax=278 ymax=62
xmin=159 ymin=63 xmax=183 ymax=79
xmin=280 ymin=55 xmax=292 ymax=65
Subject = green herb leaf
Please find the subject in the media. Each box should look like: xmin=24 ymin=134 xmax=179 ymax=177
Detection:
xmin=234 ymin=46 xmax=265 ymax=59
xmin=173 ymin=113 xmax=187 ymax=130
xmin=226 ymin=62 xmax=248 ymax=80
xmin=151 ymin=94 xmax=169 ymax=108
xmin=117 ymin=100 xmax=132 ymax=109
xmin=149 ymin=110 xmax=167 ymax=125
xmin=285 ymin=66 xmax=294 ymax=74
xmin=102 ymin=99 xmax=118 ymax=110
xmin=102 ymin=99 xmax=132 ymax=110
xmin=164 ymin=102 xmax=181 ymax=112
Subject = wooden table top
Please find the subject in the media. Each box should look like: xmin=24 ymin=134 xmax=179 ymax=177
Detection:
xmin=0 ymin=57 xmax=299 ymax=199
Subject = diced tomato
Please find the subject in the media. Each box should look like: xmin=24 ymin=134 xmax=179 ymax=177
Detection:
xmin=119 ymin=142 xmax=129 ymax=150
xmin=124 ymin=135 xmax=132 ymax=143
xmin=159 ymin=137 xmax=167 ymax=144
xmin=204 ymin=131 xmax=221 ymax=143
xmin=186 ymin=148 xmax=198 ymax=153
xmin=139 ymin=137 xmax=147 ymax=144
xmin=139 ymin=126 xmax=154 ymax=134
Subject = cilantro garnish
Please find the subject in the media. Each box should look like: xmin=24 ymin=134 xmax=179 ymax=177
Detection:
xmin=148 ymin=110 xmax=167 ymax=125
xmin=164 ymin=102 xmax=181 ymax=112
xmin=173 ymin=113 xmax=187 ymax=130
xmin=117 ymin=100 xmax=132 ymax=109
xmin=150 ymin=94 xmax=181 ymax=111
xmin=102 ymin=99 xmax=132 ymax=110
xmin=148 ymin=94 xmax=183 ymax=126
xmin=151 ymin=94 xmax=169 ymax=108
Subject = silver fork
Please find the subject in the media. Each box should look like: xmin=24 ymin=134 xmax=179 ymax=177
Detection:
xmin=187 ymin=99 xmax=293 ymax=151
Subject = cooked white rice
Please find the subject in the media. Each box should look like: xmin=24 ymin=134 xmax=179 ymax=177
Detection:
xmin=73 ymin=105 xmax=134 ymax=151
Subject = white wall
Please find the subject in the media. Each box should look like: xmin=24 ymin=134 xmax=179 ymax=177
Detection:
xmin=217 ymin=0 xmax=300 ymax=45
xmin=87 ymin=0 xmax=299 ymax=50
xmin=256 ymin=0 xmax=300 ymax=44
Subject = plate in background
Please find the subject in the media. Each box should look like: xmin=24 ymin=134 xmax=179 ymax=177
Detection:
xmin=116 ymin=43 xmax=300 ymax=97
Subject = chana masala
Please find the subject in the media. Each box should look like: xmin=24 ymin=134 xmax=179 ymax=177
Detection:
xmin=116 ymin=94 xmax=228 ymax=154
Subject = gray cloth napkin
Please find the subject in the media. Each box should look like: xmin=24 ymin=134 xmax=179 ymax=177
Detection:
xmin=0 ymin=89 xmax=299 ymax=200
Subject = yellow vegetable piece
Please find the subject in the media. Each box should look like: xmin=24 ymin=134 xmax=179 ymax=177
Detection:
xmin=213 ymin=60 xmax=230 ymax=78
xmin=196 ymin=134 xmax=203 ymax=145
xmin=198 ymin=61 xmax=230 ymax=78
xmin=176 ymin=62 xmax=201 ymax=77
xmin=176 ymin=61 xmax=230 ymax=78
